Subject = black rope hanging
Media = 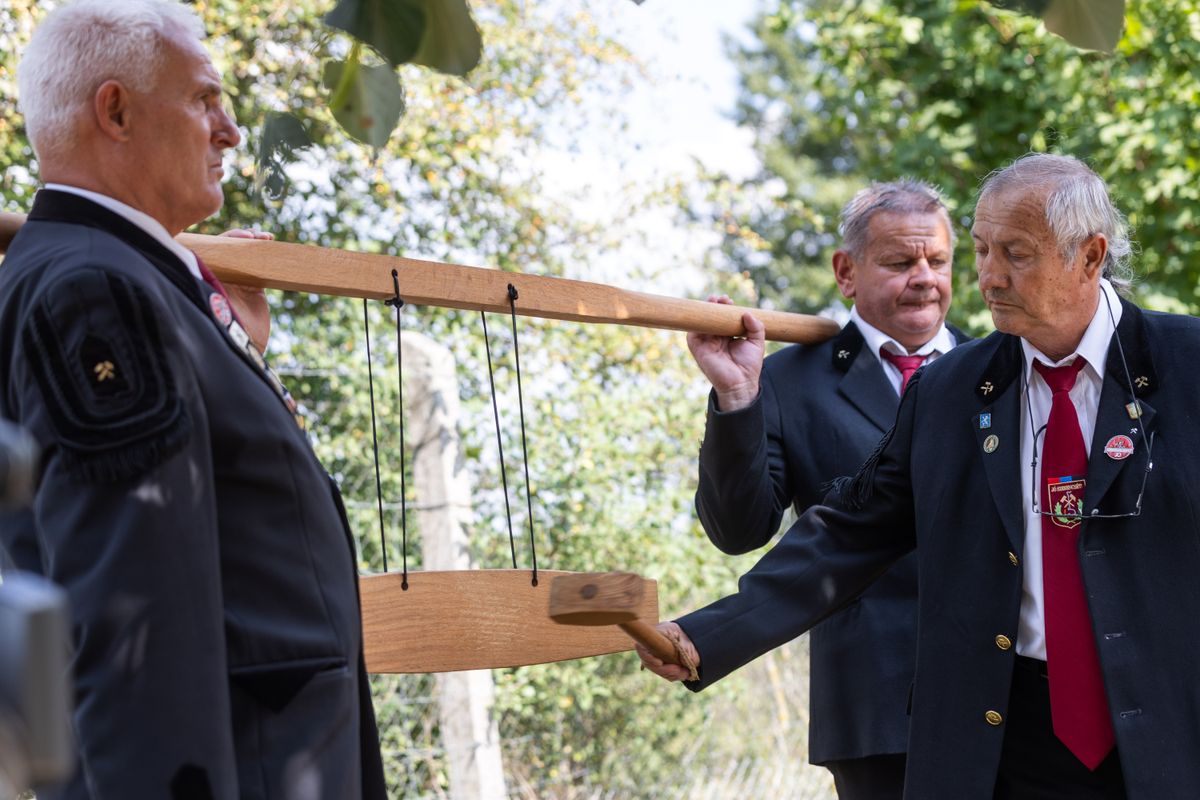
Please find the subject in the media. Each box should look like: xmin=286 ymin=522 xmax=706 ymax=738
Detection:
xmin=364 ymin=278 xmax=539 ymax=588
xmin=507 ymin=284 xmax=539 ymax=587
xmin=385 ymin=270 xmax=410 ymax=590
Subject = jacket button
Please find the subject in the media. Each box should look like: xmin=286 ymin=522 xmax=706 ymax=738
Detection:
xmin=985 ymin=710 xmax=1004 ymax=726
xmin=995 ymin=635 xmax=1012 ymax=650
xmin=1008 ymin=551 xmax=1019 ymax=566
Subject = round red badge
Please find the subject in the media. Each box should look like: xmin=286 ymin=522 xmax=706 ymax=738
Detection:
xmin=210 ymin=293 xmax=233 ymax=327
xmin=1103 ymin=435 xmax=1135 ymax=461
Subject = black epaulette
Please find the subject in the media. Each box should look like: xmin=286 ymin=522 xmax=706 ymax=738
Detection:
xmin=22 ymin=268 xmax=191 ymax=482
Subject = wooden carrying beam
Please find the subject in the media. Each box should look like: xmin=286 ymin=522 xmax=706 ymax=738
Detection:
xmin=0 ymin=211 xmax=839 ymax=344
xmin=360 ymin=570 xmax=659 ymax=673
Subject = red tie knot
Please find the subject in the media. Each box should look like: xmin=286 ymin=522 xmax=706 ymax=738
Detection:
xmin=880 ymin=349 xmax=927 ymax=395
xmin=1033 ymin=357 xmax=1087 ymax=395
xmin=880 ymin=350 xmax=926 ymax=373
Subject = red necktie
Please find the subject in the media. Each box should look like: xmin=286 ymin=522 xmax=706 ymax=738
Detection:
xmin=195 ymin=254 xmax=241 ymax=325
xmin=880 ymin=349 xmax=926 ymax=395
xmin=195 ymin=254 xmax=228 ymax=298
xmin=1033 ymin=357 xmax=1114 ymax=770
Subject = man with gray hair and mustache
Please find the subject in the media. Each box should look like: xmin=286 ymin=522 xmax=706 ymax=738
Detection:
xmin=0 ymin=1 xmax=385 ymax=797
xmin=687 ymin=179 xmax=967 ymax=799
xmin=648 ymin=153 xmax=1196 ymax=799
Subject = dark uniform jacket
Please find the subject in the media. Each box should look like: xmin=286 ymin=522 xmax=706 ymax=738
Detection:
xmin=680 ymin=299 xmax=1198 ymax=799
xmin=0 ymin=191 xmax=386 ymax=799
xmin=696 ymin=321 xmax=968 ymax=765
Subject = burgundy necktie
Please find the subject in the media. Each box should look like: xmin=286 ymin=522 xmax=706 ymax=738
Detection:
xmin=1033 ymin=357 xmax=1114 ymax=770
xmin=880 ymin=349 xmax=926 ymax=395
xmin=196 ymin=254 xmax=227 ymax=297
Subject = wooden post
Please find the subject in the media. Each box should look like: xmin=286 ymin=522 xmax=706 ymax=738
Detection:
xmin=404 ymin=331 xmax=507 ymax=800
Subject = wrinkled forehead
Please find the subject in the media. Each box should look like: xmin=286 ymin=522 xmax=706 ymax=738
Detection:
xmin=972 ymin=186 xmax=1052 ymax=240
xmin=866 ymin=210 xmax=953 ymax=251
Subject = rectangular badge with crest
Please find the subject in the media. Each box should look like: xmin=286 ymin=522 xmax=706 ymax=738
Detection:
xmin=1046 ymin=476 xmax=1086 ymax=528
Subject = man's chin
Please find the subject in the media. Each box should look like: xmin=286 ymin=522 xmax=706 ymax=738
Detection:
xmin=895 ymin=308 xmax=945 ymax=337
xmin=989 ymin=308 xmax=1023 ymax=336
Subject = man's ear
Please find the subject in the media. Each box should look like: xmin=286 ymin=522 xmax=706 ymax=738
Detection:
xmin=832 ymin=250 xmax=856 ymax=299
xmin=93 ymin=80 xmax=132 ymax=142
xmin=1078 ymin=233 xmax=1109 ymax=281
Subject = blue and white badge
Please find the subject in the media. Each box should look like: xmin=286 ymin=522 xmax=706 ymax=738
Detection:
xmin=979 ymin=413 xmax=992 ymax=429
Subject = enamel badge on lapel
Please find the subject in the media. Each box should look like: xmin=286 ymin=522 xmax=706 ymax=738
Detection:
xmin=983 ymin=434 xmax=999 ymax=453
xmin=209 ymin=292 xmax=233 ymax=327
xmin=1126 ymin=401 xmax=1142 ymax=419
xmin=979 ymin=413 xmax=992 ymax=429
xmin=1104 ymin=435 xmax=1135 ymax=461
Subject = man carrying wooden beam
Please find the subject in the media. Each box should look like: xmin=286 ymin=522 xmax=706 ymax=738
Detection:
xmin=685 ymin=180 xmax=965 ymax=800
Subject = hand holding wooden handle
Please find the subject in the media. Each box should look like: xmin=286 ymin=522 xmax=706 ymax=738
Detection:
xmin=548 ymin=571 xmax=698 ymax=679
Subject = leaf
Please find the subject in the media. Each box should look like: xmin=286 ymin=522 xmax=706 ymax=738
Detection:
xmin=323 ymin=0 xmax=425 ymax=67
xmin=989 ymin=0 xmax=1125 ymax=51
xmin=254 ymin=112 xmax=312 ymax=201
xmin=1041 ymin=0 xmax=1125 ymax=52
xmin=323 ymin=0 xmax=482 ymax=76
xmin=409 ymin=0 xmax=482 ymax=76
xmin=323 ymin=54 xmax=407 ymax=149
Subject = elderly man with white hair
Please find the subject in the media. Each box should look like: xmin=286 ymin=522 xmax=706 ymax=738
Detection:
xmin=641 ymin=153 xmax=1200 ymax=800
xmin=0 ymin=2 xmax=386 ymax=798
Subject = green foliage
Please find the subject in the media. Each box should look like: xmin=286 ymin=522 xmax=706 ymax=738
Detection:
xmin=324 ymin=45 xmax=407 ymax=148
xmin=324 ymin=0 xmax=428 ymax=67
xmin=992 ymin=0 xmax=1126 ymax=52
xmin=702 ymin=0 xmax=1200 ymax=331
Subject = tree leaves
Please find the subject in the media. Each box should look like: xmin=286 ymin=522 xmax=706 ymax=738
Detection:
xmin=410 ymin=0 xmax=482 ymax=75
xmin=323 ymin=45 xmax=407 ymax=149
xmin=255 ymin=112 xmax=313 ymax=201
xmin=1041 ymin=0 xmax=1126 ymax=52
xmin=323 ymin=0 xmax=425 ymax=66
xmin=323 ymin=0 xmax=482 ymax=74
xmin=991 ymin=0 xmax=1126 ymax=51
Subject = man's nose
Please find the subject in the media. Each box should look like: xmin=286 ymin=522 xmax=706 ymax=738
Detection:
xmin=908 ymin=259 xmax=934 ymax=287
xmin=213 ymin=105 xmax=241 ymax=150
xmin=976 ymin=254 xmax=1001 ymax=292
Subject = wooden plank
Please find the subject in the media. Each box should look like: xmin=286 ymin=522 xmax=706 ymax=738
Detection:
xmin=361 ymin=570 xmax=658 ymax=673
xmin=0 ymin=211 xmax=839 ymax=344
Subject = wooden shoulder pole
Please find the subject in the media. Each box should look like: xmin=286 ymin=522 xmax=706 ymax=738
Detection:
xmin=0 ymin=211 xmax=838 ymax=344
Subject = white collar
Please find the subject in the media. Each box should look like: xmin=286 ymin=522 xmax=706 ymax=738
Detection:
xmin=849 ymin=305 xmax=955 ymax=358
xmin=43 ymin=184 xmax=201 ymax=281
xmin=1021 ymin=278 xmax=1122 ymax=383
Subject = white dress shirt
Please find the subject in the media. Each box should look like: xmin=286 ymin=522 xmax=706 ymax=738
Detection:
xmin=44 ymin=183 xmax=202 ymax=281
xmin=1015 ymin=278 xmax=1123 ymax=660
xmin=850 ymin=306 xmax=957 ymax=396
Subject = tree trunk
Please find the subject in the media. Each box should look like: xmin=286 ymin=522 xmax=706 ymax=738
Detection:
xmin=404 ymin=331 xmax=508 ymax=800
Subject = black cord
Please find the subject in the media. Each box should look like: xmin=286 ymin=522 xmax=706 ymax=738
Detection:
xmin=507 ymin=284 xmax=539 ymax=587
xmin=481 ymin=310 xmax=519 ymax=569
xmin=362 ymin=299 xmax=389 ymax=574
xmin=386 ymin=270 xmax=409 ymax=590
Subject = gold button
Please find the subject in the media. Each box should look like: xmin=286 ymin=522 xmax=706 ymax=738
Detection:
xmin=1008 ymin=551 xmax=1019 ymax=566
xmin=985 ymin=710 xmax=1003 ymax=726
xmin=995 ymin=635 xmax=1012 ymax=651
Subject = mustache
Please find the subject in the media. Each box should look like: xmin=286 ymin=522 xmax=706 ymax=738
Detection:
xmin=984 ymin=291 xmax=1017 ymax=305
